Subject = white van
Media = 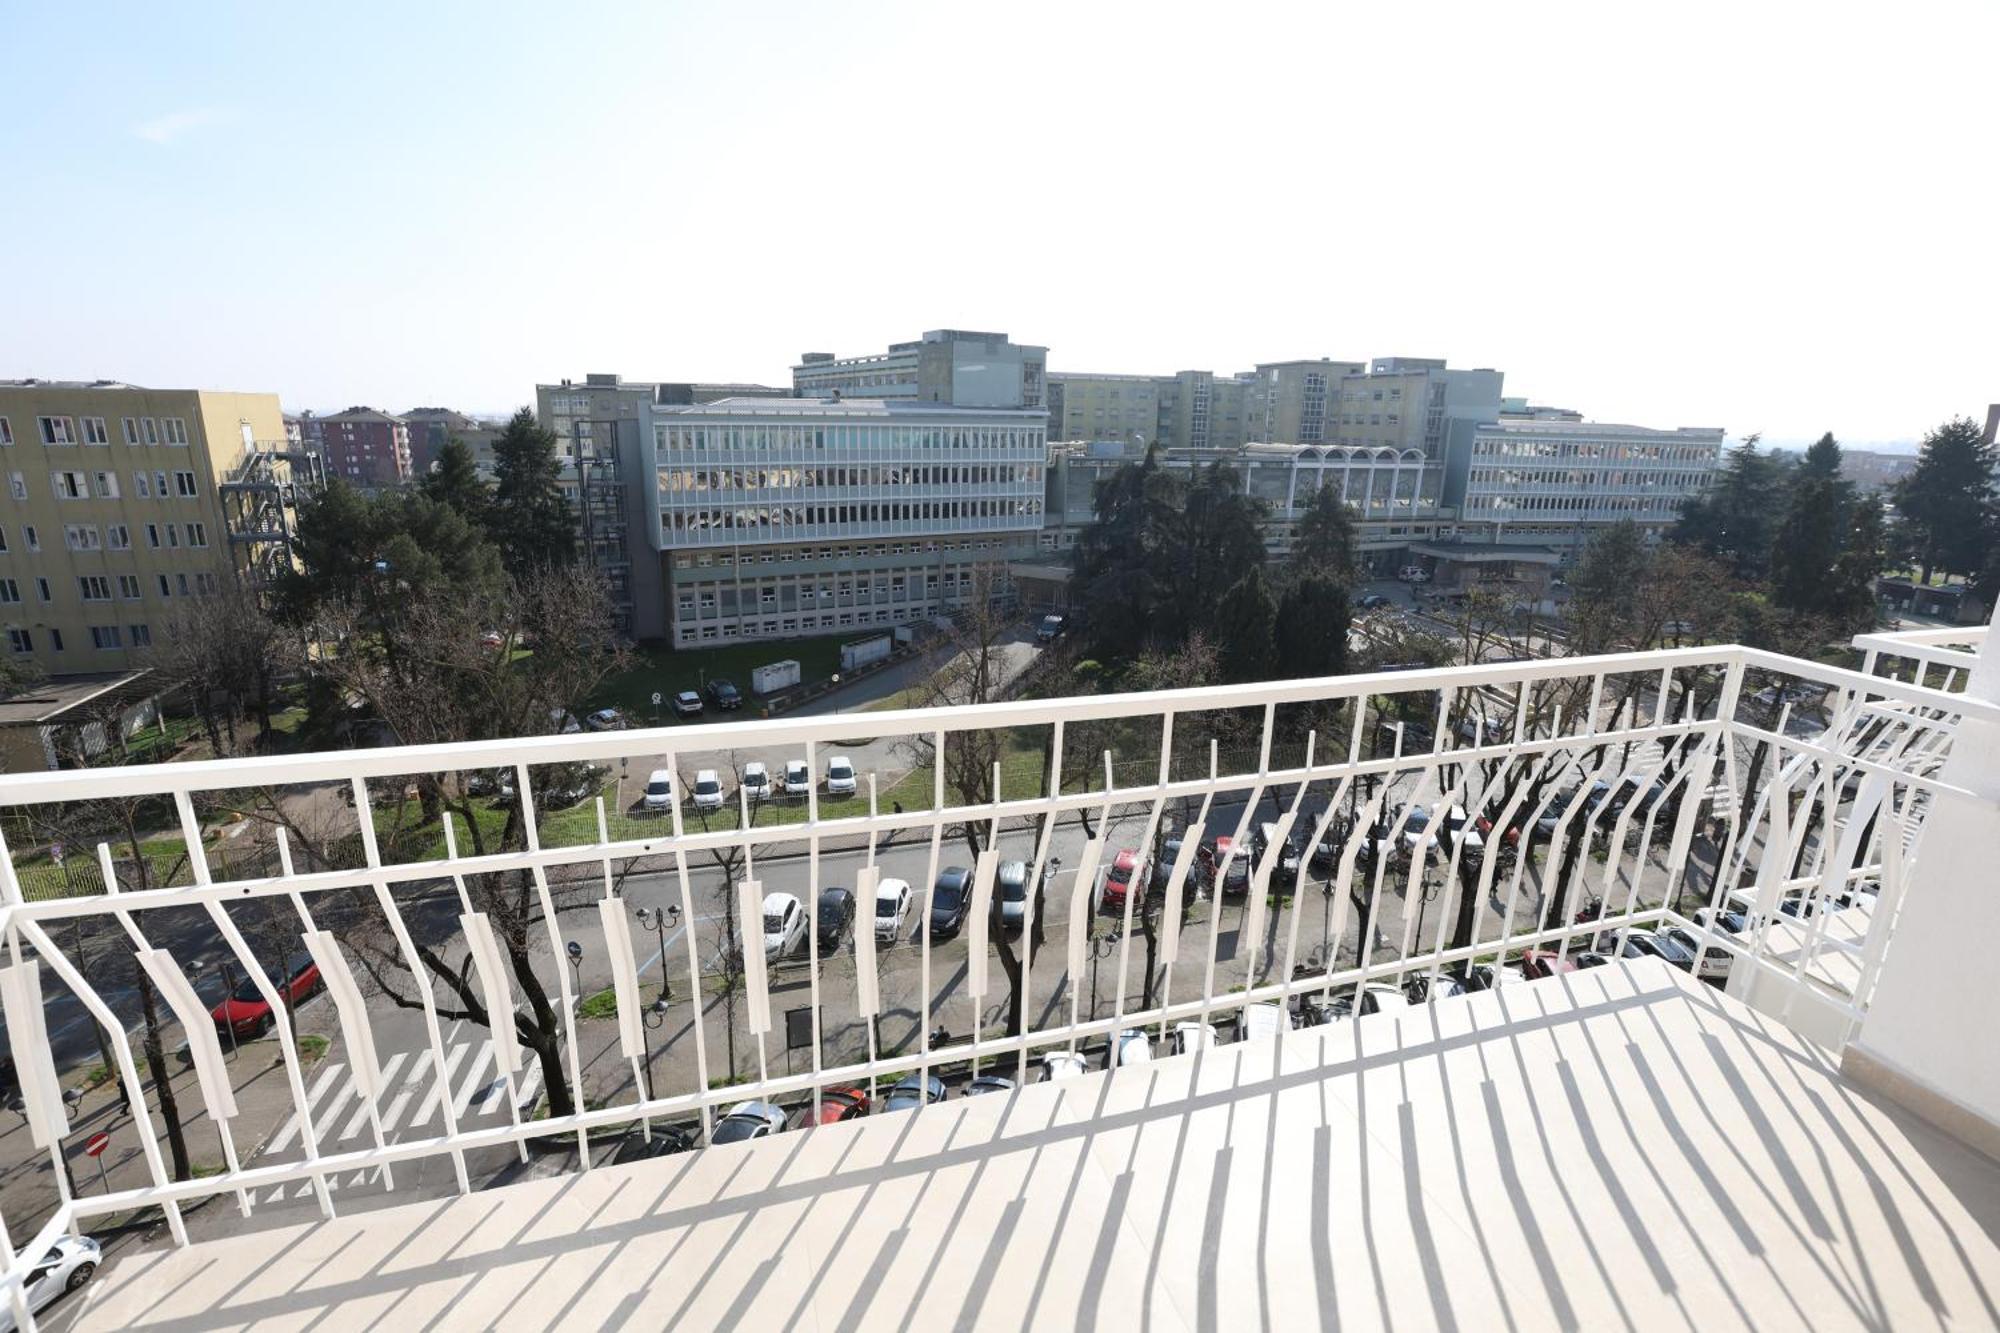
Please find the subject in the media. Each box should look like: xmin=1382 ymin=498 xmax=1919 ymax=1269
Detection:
xmin=642 ymin=769 xmax=675 ymax=810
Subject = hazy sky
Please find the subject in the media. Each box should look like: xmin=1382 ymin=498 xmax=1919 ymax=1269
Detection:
xmin=4 ymin=1 xmax=1995 ymax=448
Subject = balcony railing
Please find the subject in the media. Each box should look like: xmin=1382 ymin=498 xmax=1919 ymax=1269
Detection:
xmin=0 ymin=633 xmax=1987 ymax=1324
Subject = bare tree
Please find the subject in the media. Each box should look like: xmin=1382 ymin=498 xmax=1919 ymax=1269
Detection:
xmin=151 ymin=583 xmax=284 ymax=755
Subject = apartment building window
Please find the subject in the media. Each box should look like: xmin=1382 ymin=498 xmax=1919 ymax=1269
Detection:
xmin=141 ymin=418 xmax=160 ymax=445
xmin=47 ymin=628 xmax=62 ymax=651
xmin=5 ymin=629 xmax=28 ymax=654
xmin=0 ymin=526 xmax=5 ymax=552
xmin=0 ymin=579 xmax=19 ymax=604
xmin=146 ymin=524 xmax=160 ymax=548
xmin=676 ymin=595 xmax=694 ymax=615
xmin=0 ymin=418 xmax=10 ymax=445
xmin=82 ymin=417 xmax=109 ymax=446
xmin=117 ymin=574 xmax=141 ymax=600
xmin=161 ymin=418 xmax=189 ymax=446
xmin=34 ymin=577 xmax=49 ymax=602
xmin=38 ymin=416 xmax=76 ymax=446
xmin=93 ymin=471 xmax=119 ymax=499
xmin=122 ymin=417 xmax=140 ymax=445
xmin=154 ymin=470 xmax=168 ymax=497
xmin=129 ymin=624 xmax=151 ymax=648
xmin=166 ymin=524 xmax=179 ymax=548
xmin=64 ymin=524 xmax=101 ymax=551
xmin=6 ymin=472 xmax=20 ymax=501
xmin=185 ymin=522 xmax=208 ymax=547
xmin=173 ymin=470 xmax=197 ymax=497
xmin=51 ymin=470 xmax=87 ymax=499
xmin=107 ymin=524 xmax=130 ymax=550
xmin=134 ymin=471 xmax=151 ymax=498
xmin=78 ymin=575 xmax=112 ymax=601
xmin=90 ymin=625 xmax=122 ymax=650
xmin=195 ymin=572 xmax=218 ymax=595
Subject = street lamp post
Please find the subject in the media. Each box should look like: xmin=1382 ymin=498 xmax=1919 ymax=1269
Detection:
xmin=635 ymin=903 xmax=682 ymax=1002
xmin=640 ymin=997 xmax=669 ymax=1102
xmin=565 ymin=940 xmax=583 ymax=1010
xmin=1090 ymin=933 xmax=1119 ymax=1021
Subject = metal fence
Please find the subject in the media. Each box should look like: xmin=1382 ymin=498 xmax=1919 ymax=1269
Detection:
xmin=0 ymin=635 xmax=1986 ymax=1328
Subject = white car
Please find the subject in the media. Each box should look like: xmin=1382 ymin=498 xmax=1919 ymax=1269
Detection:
xmin=642 ymin=768 xmax=675 ymax=811
xmin=691 ymin=769 xmax=725 ymax=812
xmin=1398 ymin=565 xmax=1431 ymax=583
xmin=0 ymin=1234 xmax=100 ymax=1331
xmin=825 ymin=754 xmax=858 ymax=797
xmin=1107 ymin=1028 xmax=1154 ymax=1069
xmin=1661 ymin=925 xmax=1732 ymax=981
xmin=1039 ymin=1051 xmax=1089 ymax=1082
xmin=710 ymin=1100 xmax=788 ymax=1145
xmin=741 ymin=762 xmax=773 ymax=802
xmin=762 ymin=892 xmax=805 ymax=961
xmin=1239 ymin=1002 xmax=1291 ymax=1044
xmin=874 ymin=877 xmax=913 ymax=943
xmin=781 ymin=759 xmax=811 ymax=794
xmin=1172 ymin=1022 xmax=1220 ymax=1055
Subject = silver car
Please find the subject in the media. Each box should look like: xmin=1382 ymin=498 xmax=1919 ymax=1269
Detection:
xmin=0 ymin=1234 xmax=100 ymax=1331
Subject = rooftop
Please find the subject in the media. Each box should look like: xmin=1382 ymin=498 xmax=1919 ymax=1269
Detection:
xmin=0 ymin=671 xmax=153 ymax=728
xmin=662 ymin=396 xmax=1048 ymax=419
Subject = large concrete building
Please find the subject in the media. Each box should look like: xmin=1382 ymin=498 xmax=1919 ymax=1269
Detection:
xmin=302 ymin=406 xmax=411 ymax=489
xmin=401 ymin=407 xmax=503 ymax=477
xmin=1047 ymin=359 xmax=1366 ymax=452
xmin=0 ymin=380 xmax=285 ymax=676
xmin=793 ymin=330 xmax=1047 ymax=410
xmin=651 ymin=397 xmax=1046 ymax=647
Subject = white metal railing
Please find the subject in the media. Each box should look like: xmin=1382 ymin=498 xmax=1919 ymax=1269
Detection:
xmin=0 ymin=641 xmax=1988 ymax=1327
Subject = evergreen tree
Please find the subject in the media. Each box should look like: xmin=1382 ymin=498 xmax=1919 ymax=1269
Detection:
xmin=420 ymin=437 xmax=491 ymax=526
xmin=1213 ymin=568 xmax=1277 ymax=684
xmin=1771 ymin=433 xmax=1856 ymax=617
xmin=1568 ymin=520 xmax=1649 ymax=652
xmin=1177 ymin=463 xmax=1269 ymax=647
xmin=1894 ymin=417 xmax=1996 ymax=583
xmin=1274 ymin=573 xmax=1349 ymax=678
xmin=1830 ymin=494 xmax=1887 ymax=631
xmin=1290 ymin=482 xmax=1359 ymax=584
xmin=1673 ymin=435 xmax=1780 ymax=580
xmin=488 ymin=407 xmax=575 ymax=577
xmin=1071 ymin=446 xmax=1183 ymax=660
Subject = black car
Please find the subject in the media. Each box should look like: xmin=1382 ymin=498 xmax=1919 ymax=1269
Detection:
xmin=1356 ymin=593 xmax=1392 ymax=611
xmin=1151 ymin=837 xmax=1213 ymax=895
xmin=817 ymin=886 xmax=856 ymax=950
xmin=609 ymin=1124 xmax=697 ymax=1163
xmin=1035 ymin=613 xmax=1067 ymax=643
xmin=1253 ymin=822 xmax=1305 ymax=882
xmin=706 ymin=678 xmax=743 ymax=710
xmin=929 ymin=866 xmax=973 ymax=937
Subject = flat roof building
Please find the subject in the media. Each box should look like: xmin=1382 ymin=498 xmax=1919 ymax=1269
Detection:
xmin=793 ymin=330 xmax=1047 ymax=410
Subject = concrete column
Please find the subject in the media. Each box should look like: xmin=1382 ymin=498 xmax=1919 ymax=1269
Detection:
xmin=1846 ymin=601 xmax=2000 ymax=1156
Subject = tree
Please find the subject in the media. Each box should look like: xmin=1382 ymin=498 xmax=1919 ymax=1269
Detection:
xmin=1829 ymin=493 xmax=1887 ymax=632
xmin=420 ymin=437 xmax=491 ymax=527
xmin=1274 ymin=574 xmax=1350 ymax=679
xmin=1567 ymin=520 xmax=1649 ymax=654
xmin=151 ymin=582 xmax=284 ymax=754
xmin=1177 ymin=464 xmax=1270 ymax=649
xmin=1070 ymin=446 xmax=1183 ymax=662
xmin=1894 ymin=417 xmax=1995 ymax=583
xmin=488 ymin=408 xmax=576 ymax=578
xmin=1289 ymin=482 xmax=1359 ymax=585
xmin=1674 ymin=435 xmax=1780 ymax=580
xmin=1771 ymin=433 xmax=1856 ymax=619
xmin=1212 ymin=568 xmax=1277 ymax=684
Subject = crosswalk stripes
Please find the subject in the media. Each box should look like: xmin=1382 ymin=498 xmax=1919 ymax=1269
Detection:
xmin=261 ymin=1040 xmax=544 ymax=1164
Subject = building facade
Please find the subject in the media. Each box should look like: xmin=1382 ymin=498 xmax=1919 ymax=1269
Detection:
xmin=650 ymin=398 xmax=1046 ymax=647
xmin=401 ymin=408 xmax=502 ymax=476
xmin=0 ymin=380 xmax=285 ymax=675
xmin=303 ymin=407 xmax=411 ymax=488
xmin=1458 ymin=419 xmax=1723 ymax=555
xmin=793 ymin=330 xmax=1047 ymax=410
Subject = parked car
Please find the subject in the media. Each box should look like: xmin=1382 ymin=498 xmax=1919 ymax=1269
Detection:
xmin=1607 ymin=773 xmax=1669 ymax=819
xmin=1572 ymin=951 xmax=1614 ymax=969
xmin=583 ymin=707 xmax=627 ymax=732
xmin=1692 ymin=906 xmax=1751 ymax=936
xmin=671 ymin=690 xmax=703 ymax=719
xmin=1616 ymin=929 xmax=1697 ymax=972
xmin=885 ymin=1074 xmax=947 ymax=1112
xmin=793 ymin=1086 xmax=870 ymax=1128
xmin=1397 ymin=565 xmax=1431 ymax=583
xmin=1172 ymin=1022 xmax=1221 ymax=1054
xmin=533 ymin=762 xmax=607 ymax=811
xmin=781 ymin=759 xmax=811 ymax=794
xmin=0 ymin=1234 xmax=99 ymax=1330
xmin=929 ymin=866 xmax=974 ymax=937
xmin=817 ymin=887 xmax=855 ymax=951
xmin=965 ymin=1075 xmax=1017 ymax=1097
xmin=710 ymin=1101 xmax=788 ymax=1145
xmin=825 ymin=754 xmax=858 ymax=797
xmin=875 ymin=877 xmax=914 ymax=943
xmin=1099 ymin=849 xmax=1143 ymax=913
xmin=1035 ymin=613 xmax=1067 ymax=643
xmin=1238 ymin=1002 xmax=1291 ymax=1043
xmin=1660 ymin=925 xmax=1732 ymax=981
xmin=480 ymin=629 xmax=505 ymax=649
xmin=609 ymin=1124 xmax=698 ymax=1163
xmin=1107 ymin=1028 xmax=1154 ymax=1069
xmin=762 ymin=892 xmax=805 ymax=961
xmin=1255 ymin=821 xmax=1304 ymax=879
xmin=706 ymin=678 xmax=744 ymax=711
xmin=1356 ymin=593 xmax=1393 ymax=611
xmin=1211 ymin=835 xmax=1251 ymax=896
xmin=741 ymin=761 xmax=774 ymax=802
xmin=1152 ymin=836 xmax=1214 ymax=895
xmin=209 ymin=958 xmax=321 ymax=1038
xmin=1038 ymin=1052 xmax=1089 ymax=1082
xmin=690 ymin=769 xmax=725 ymax=812
xmin=1406 ymin=974 xmax=1469 ymax=1004
xmin=549 ymin=708 xmax=583 ymax=734
xmin=637 ymin=769 xmax=673 ymax=811
xmin=1519 ymin=949 xmax=1577 ymax=980
xmin=1398 ymin=804 xmax=1486 ymax=867
xmin=1465 ymin=963 xmax=1526 ymax=991
xmin=995 ymin=860 xmax=1030 ymax=933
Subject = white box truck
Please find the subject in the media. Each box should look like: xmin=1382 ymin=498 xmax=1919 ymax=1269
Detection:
xmin=840 ymin=635 xmax=893 ymax=672
xmin=750 ymin=659 xmax=801 ymax=695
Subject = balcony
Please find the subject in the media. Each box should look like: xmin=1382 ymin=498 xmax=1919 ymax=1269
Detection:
xmin=0 ymin=628 xmax=1996 ymax=1328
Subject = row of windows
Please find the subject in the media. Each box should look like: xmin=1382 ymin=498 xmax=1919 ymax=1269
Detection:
xmin=673 ymin=536 xmax=1013 ymax=570
xmin=0 ymin=520 xmax=207 ymax=553
xmin=1474 ymin=439 xmax=1717 ymax=463
xmin=1465 ymin=495 xmax=1693 ymax=515
xmin=13 ymin=468 xmax=199 ymax=502
xmin=663 ymin=498 xmax=1043 ymax=538
xmin=654 ymin=424 xmax=1042 ymax=455
xmin=5 ymin=623 xmax=155 ymax=654
xmin=6 ymin=415 xmax=190 ymax=448
xmin=675 ymin=567 xmax=983 ymax=615
xmin=0 ymin=569 xmax=219 ymax=605
xmin=675 ymin=606 xmax=904 ymax=644
xmin=657 ymin=464 xmax=1040 ymax=494
xmin=1468 ymin=468 xmax=1715 ymax=491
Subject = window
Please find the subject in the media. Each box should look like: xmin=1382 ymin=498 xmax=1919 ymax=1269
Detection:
xmin=90 ymin=625 xmax=122 ymax=651
xmin=64 ymin=524 xmax=101 ymax=551
xmin=175 ymin=573 xmax=190 ymax=595
xmin=172 ymin=470 xmax=197 ymax=497
xmin=38 ymin=416 xmax=76 ymax=446
xmin=81 ymin=417 xmax=109 ymax=446
xmin=0 ymin=526 xmax=5 ymax=552
xmin=185 ymin=522 xmax=207 ymax=547
xmin=161 ymin=418 xmax=188 ymax=446
xmin=157 ymin=574 xmax=172 ymax=597
xmin=78 ymin=575 xmax=112 ymax=601
xmin=129 ymin=624 xmax=151 ymax=648
xmin=0 ymin=418 xmax=10 ymax=445
xmin=51 ymin=471 xmax=87 ymax=499
xmin=33 ymin=578 xmax=47 ymax=602
xmin=122 ymin=417 xmax=140 ymax=445
xmin=195 ymin=572 xmax=219 ymax=595
xmin=5 ymin=629 xmax=29 ymax=653
xmin=166 ymin=524 xmax=179 ymax=548
xmin=107 ymin=524 xmax=130 ymax=550
xmin=154 ymin=470 xmax=168 ymax=497
xmin=134 ymin=471 xmax=151 ymax=498
xmin=117 ymin=574 xmax=141 ymax=600
xmin=145 ymin=523 xmax=160 ymax=548
xmin=0 ymin=579 xmax=18 ymax=603
xmin=93 ymin=471 xmax=119 ymax=499
xmin=141 ymin=418 xmax=159 ymax=446
xmin=7 ymin=472 xmax=22 ymax=500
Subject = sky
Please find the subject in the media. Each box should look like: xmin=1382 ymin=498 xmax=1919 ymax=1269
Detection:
xmin=3 ymin=1 xmax=1996 ymax=450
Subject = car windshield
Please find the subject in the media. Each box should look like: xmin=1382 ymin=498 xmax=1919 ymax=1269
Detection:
xmin=677 ymin=693 xmax=697 ymax=704
xmin=1108 ymin=863 xmax=1132 ymax=884
xmin=711 ymin=1116 xmax=762 ymax=1144
xmin=694 ymin=778 xmax=719 ymax=795
xmin=876 ymin=894 xmax=900 ymax=918
xmin=230 ymin=975 xmax=264 ymax=1002
xmin=745 ymin=770 xmax=765 ymax=785
xmin=1404 ymin=808 xmax=1431 ymax=829
xmin=829 ymin=761 xmax=852 ymax=778
xmin=934 ymin=880 xmax=965 ymax=910
xmin=645 ymin=779 xmax=670 ymax=795
xmin=763 ymin=912 xmax=785 ymax=934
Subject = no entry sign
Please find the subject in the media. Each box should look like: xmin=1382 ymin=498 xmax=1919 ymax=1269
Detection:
xmin=83 ymin=1130 xmax=110 ymax=1158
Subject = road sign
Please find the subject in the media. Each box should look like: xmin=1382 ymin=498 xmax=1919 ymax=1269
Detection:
xmin=83 ymin=1130 xmax=109 ymax=1158
xmin=784 ymin=1005 xmax=816 ymax=1051
xmin=651 ymin=692 xmax=663 ymax=707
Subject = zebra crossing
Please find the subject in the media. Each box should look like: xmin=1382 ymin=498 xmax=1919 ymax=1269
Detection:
xmin=262 ymin=1034 xmax=543 ymax=1179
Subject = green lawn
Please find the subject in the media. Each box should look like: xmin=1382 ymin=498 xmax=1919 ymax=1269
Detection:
xmin=586 ymin=635 xmax=855 ymax=720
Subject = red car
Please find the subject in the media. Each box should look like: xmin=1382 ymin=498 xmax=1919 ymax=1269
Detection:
xmin=1099 ymin=849 xmax=1142 ymax=913
xmin=209 ymin=959 xmax=321 ymax=1039
xmin=792 ymin=1085 xmax=870 ymax=1128
xmin=1211 ymin=836 xmax=1251 ymax=897
xmin=1519 ymin=950 xmax=1578 ymax=980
